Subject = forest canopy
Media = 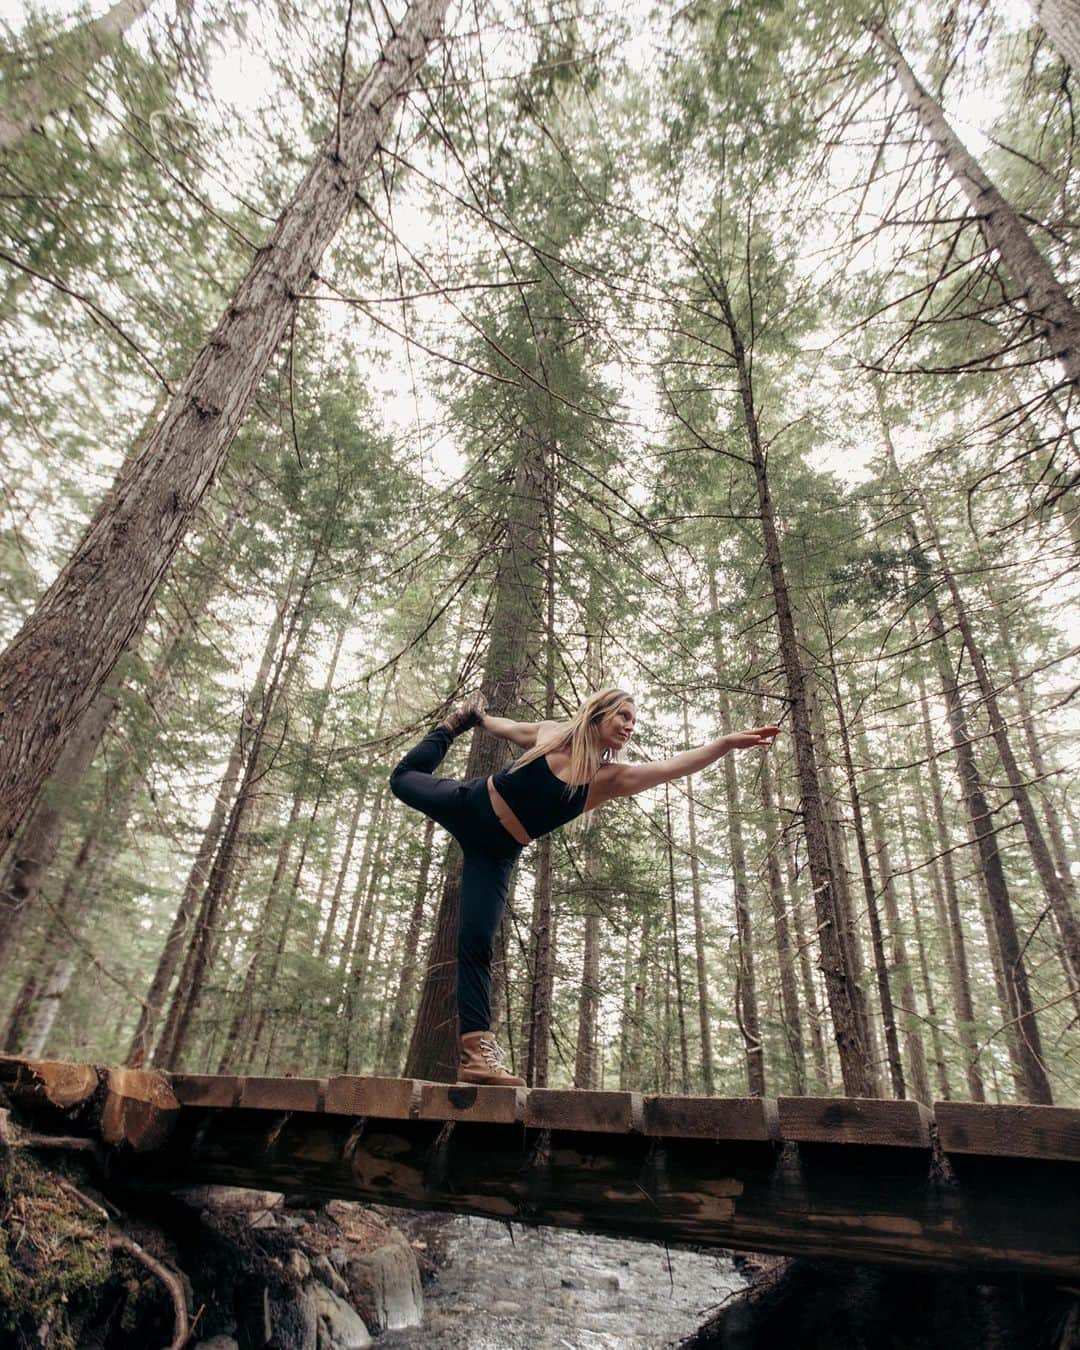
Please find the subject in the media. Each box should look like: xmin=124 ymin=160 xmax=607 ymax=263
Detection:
xmin=0 ymin=0 xmax=1076 ymax=1106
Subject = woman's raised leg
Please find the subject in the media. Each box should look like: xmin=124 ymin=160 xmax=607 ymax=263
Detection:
xmin=388 ymin=726 xmax=465 ymax=833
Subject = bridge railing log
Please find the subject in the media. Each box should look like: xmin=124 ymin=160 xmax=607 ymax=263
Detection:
xmin=1 ymin=1056 xmax=1077 ymax=1279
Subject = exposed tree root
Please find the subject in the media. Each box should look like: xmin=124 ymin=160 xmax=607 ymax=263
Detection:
xmin=57 ymin=1178 xmax=190 ymax=1350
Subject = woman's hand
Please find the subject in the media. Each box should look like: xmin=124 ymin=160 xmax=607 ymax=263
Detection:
xmin=723 ymin=725 xmax=781 ymax=752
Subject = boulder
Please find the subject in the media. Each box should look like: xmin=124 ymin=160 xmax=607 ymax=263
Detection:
xmin=268 ymin=1283 xmax=316 ymax=1350
xmin=176 ymin=1186 xmax=284 ymax=1214
xmin=342 ymin=1235 xmax=423 ymax=1332
xmin=193 ymin=1339 xmax=240 ymax=1350
xmin=311 ymin=1254 xmax=350 ymax=1299
xmin=307 ymin=1282 xmax=372 ymax=1349
xmin=287 ymin=1250 xmax=312 ymax=1282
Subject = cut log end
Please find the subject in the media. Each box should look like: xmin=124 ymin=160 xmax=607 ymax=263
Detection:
xmin=99 ymin=1067 xmax=180 ymax=1152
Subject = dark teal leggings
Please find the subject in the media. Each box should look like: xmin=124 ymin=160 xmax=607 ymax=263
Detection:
xmin=389 ymin=727 xmax=522 ymax=1034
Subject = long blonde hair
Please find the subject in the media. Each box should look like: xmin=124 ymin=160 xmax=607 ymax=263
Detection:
xmin=510 ymin=687 xmax=635 ymax=792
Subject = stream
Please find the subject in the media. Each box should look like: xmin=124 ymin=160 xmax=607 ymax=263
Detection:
xmin=378 ymin=1213 xmax=746 ymax=1348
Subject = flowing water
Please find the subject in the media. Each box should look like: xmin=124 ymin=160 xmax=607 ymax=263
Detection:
xmin=379 ymin=1213 xmax=745 ymax=1349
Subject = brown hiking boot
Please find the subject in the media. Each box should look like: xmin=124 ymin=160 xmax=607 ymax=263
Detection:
xmin=441 ymin=691 xmax=487 ymax=738
xmin=458 ymin=1031 xmax=525 ymax=1087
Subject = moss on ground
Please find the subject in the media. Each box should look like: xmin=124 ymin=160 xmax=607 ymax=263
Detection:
xmin=0 ymin=1149 xmax=169 ymax=1348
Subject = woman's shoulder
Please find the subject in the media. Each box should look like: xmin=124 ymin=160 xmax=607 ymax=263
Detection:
xmin=535 ymin=719 xmax=567 ymax=745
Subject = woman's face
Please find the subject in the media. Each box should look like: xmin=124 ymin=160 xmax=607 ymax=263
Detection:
xmin=598 ymin=701 xmax=636 ymax=753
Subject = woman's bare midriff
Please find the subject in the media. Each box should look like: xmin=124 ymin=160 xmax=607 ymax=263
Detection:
xmin=487 ymin=777 xmax=532 ymax=845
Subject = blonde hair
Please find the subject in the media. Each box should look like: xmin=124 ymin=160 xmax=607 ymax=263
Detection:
xmin=510 ymin=688 xmax=636 ymax=794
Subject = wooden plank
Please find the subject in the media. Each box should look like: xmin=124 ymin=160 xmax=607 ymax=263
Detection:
xmin=0 ymin=1055 xmax=98 ymax=1110
xmin=523 ymin=1088 xmax=636 ymax=1133
xmin=170 ymin=1074 xmax=242 ymax=1109
xmin=644 ymin=1095 xmax=777 ymax=1141
xmin=935 ymin=1101 xmax=1080 ymax=1162
xmin=418 ymin=1083 xmax=523 ymax=1125
xmin=778 ymin=1096 xmax=931 ymax=1148
xmin=99 ymin=1068 xmax=179 ymax=1152
xmin=236 ymin=1076 xmax=325 ymax=1113
xmin=324 ymin=1075 xmax=418 ymax=1119
xmin=119 ymin=1104 xmax=1080 ymax=1279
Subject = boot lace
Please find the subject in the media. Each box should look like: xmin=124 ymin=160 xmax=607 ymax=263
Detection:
xmin=480 ymin=1035 xmax=512 ymax=1072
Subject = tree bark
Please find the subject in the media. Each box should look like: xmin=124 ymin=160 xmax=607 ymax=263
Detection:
xmin=1032 ymin=0 xmax=1080 ymax=73
xmin=0 ymin=0 xmax=153 ymax=152
xmin=910 ymin=633 xmax=986 ymax=1101
xmin=573 ymin=856 xmax=602 ymax=1090
xmin=0 ymin=0 xmax=450 ymax=851
xmin=752 ymin=691 xmax=805 ymax=1095
xmin=920 ymin=583 xmax=1052 ymax=1102
xmin=916 ymin=502 xmax=1080 ymax=997
xmin=716 ymin=692 xmax=764 ymax=1096
xmin=683 ymin=708 xmax=716 ymax=1095
xmin=662 ymin=783 xmax=692 ymax=1095
xmin=155 ymin=588 xmax=313 ymax=1067
xmin=526 ymin=836 xmax=556 ymax=1086
xmin=0 ymin=689 xmax=117 ymax=965
xmin=853 ymin=711 xmax=932 ymax=1105
xmin=896 ymin=804 xmax=952 ymax=1101
xmin=703 ymin=254 xmax=875 ymax=1096
xmin=381 ymin=816 xmax=437 ymax=1073
xmin=879 ymin=408 xmax=1051 ymax=1102
xmin=404 ymin=432 xmax=547 ymax=1081
xmin=124 ymin=577 xmax=292 ymax=1067
xmin=830 ymin=666 xmax=906 ymax=1100
xmin=873 ymin=22 xmax=1080 ymax=386
xmin=805 ymin=677 xmax=880 ymax=1087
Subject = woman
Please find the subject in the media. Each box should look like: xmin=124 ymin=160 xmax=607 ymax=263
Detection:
xmin=389 ymin=688 xmax=779 ymax=1087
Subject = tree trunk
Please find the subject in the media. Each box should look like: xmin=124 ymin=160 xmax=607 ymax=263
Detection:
xmin=405 ymin=431 xmax=548 ymax=1082
xmin=704 ymin=255 xmax=874 ymax=1096
xmin=1032 ymin=0 xmax=1080 ymax=73
xmin=916 ymin=501 xmax=1080 ymax=996
xmin=573 ymin=862 xmax=602 ymax=1090
xmin=921 ymin=590 xmax=1052 ymax=1102
xmin=873 ymin=23 xmax=1080 ymax=386
xmin=625 ymin=901 xmax=651 ymax=1088
xmin=805 ymin=677 xmax=880 ymax=1087
xmin=3 ymin=832 xmax=91 ymax=1052
xmin=896 ymin=805 xmax=952 ymax=1100
xmin=247 ymin=738 xmax=337 ymax=1067
xmin=155 ymin=589 xmax=313 ymax=1067
xmin=526 ymin=836 xmax=556 ymax=1086
xmin=381 ymin=816 xmax=437 ymax=1073
xmin=0 ymin=0 xmax=153 ymax=152
xmin=716 ymin=693 xmax=763 ymax=1096
xmin=853 ymin=711 xmax=932 ymax=1104
xmin=663 ymin=783 xmax=692 ymax=1095
xmin=317 ymin=791 xmax=363 ymax=961
xmin=0 ymin=0 xmax=450 ymax=851
xmin=752 ymin=690 xmax=806 ymax=1095
xmin=124 ymin=575 xmax=292 ymax=1067
xmin=0 ymin=394 xmax=179 ymax=961
xmin=830 ymin=665 xmax=906 ymax=1100
xmin=910 ymin=634 xmax=986 ymax=1101
xmin=778 ymin=782 xmax=831 ymax=1091
xmin=0 ymin=688 xmax=117 ymax=964
xmin=880 ymin=415 xmax=1052 ymax=1102
xmin=683 ymin=707 xmax=716 ymax=1095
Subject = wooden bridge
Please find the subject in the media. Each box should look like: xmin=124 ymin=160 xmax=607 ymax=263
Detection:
xmin=2 ymin=1055 xmax=1078 ymax=1279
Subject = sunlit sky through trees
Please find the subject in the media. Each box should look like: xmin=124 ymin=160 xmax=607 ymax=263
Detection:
xmin=0 ymin=0 xmax=1076 ymax=1103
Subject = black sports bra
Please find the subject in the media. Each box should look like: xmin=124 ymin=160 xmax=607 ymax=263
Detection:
xmin=490 ymin=754 xmax=588 ymax=840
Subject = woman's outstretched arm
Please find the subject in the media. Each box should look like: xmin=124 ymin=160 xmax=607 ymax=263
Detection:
xmin=601 ymin=726 xmax=780 ymax=800
xmin=477 ymin=712 xmax=547 ymax=749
